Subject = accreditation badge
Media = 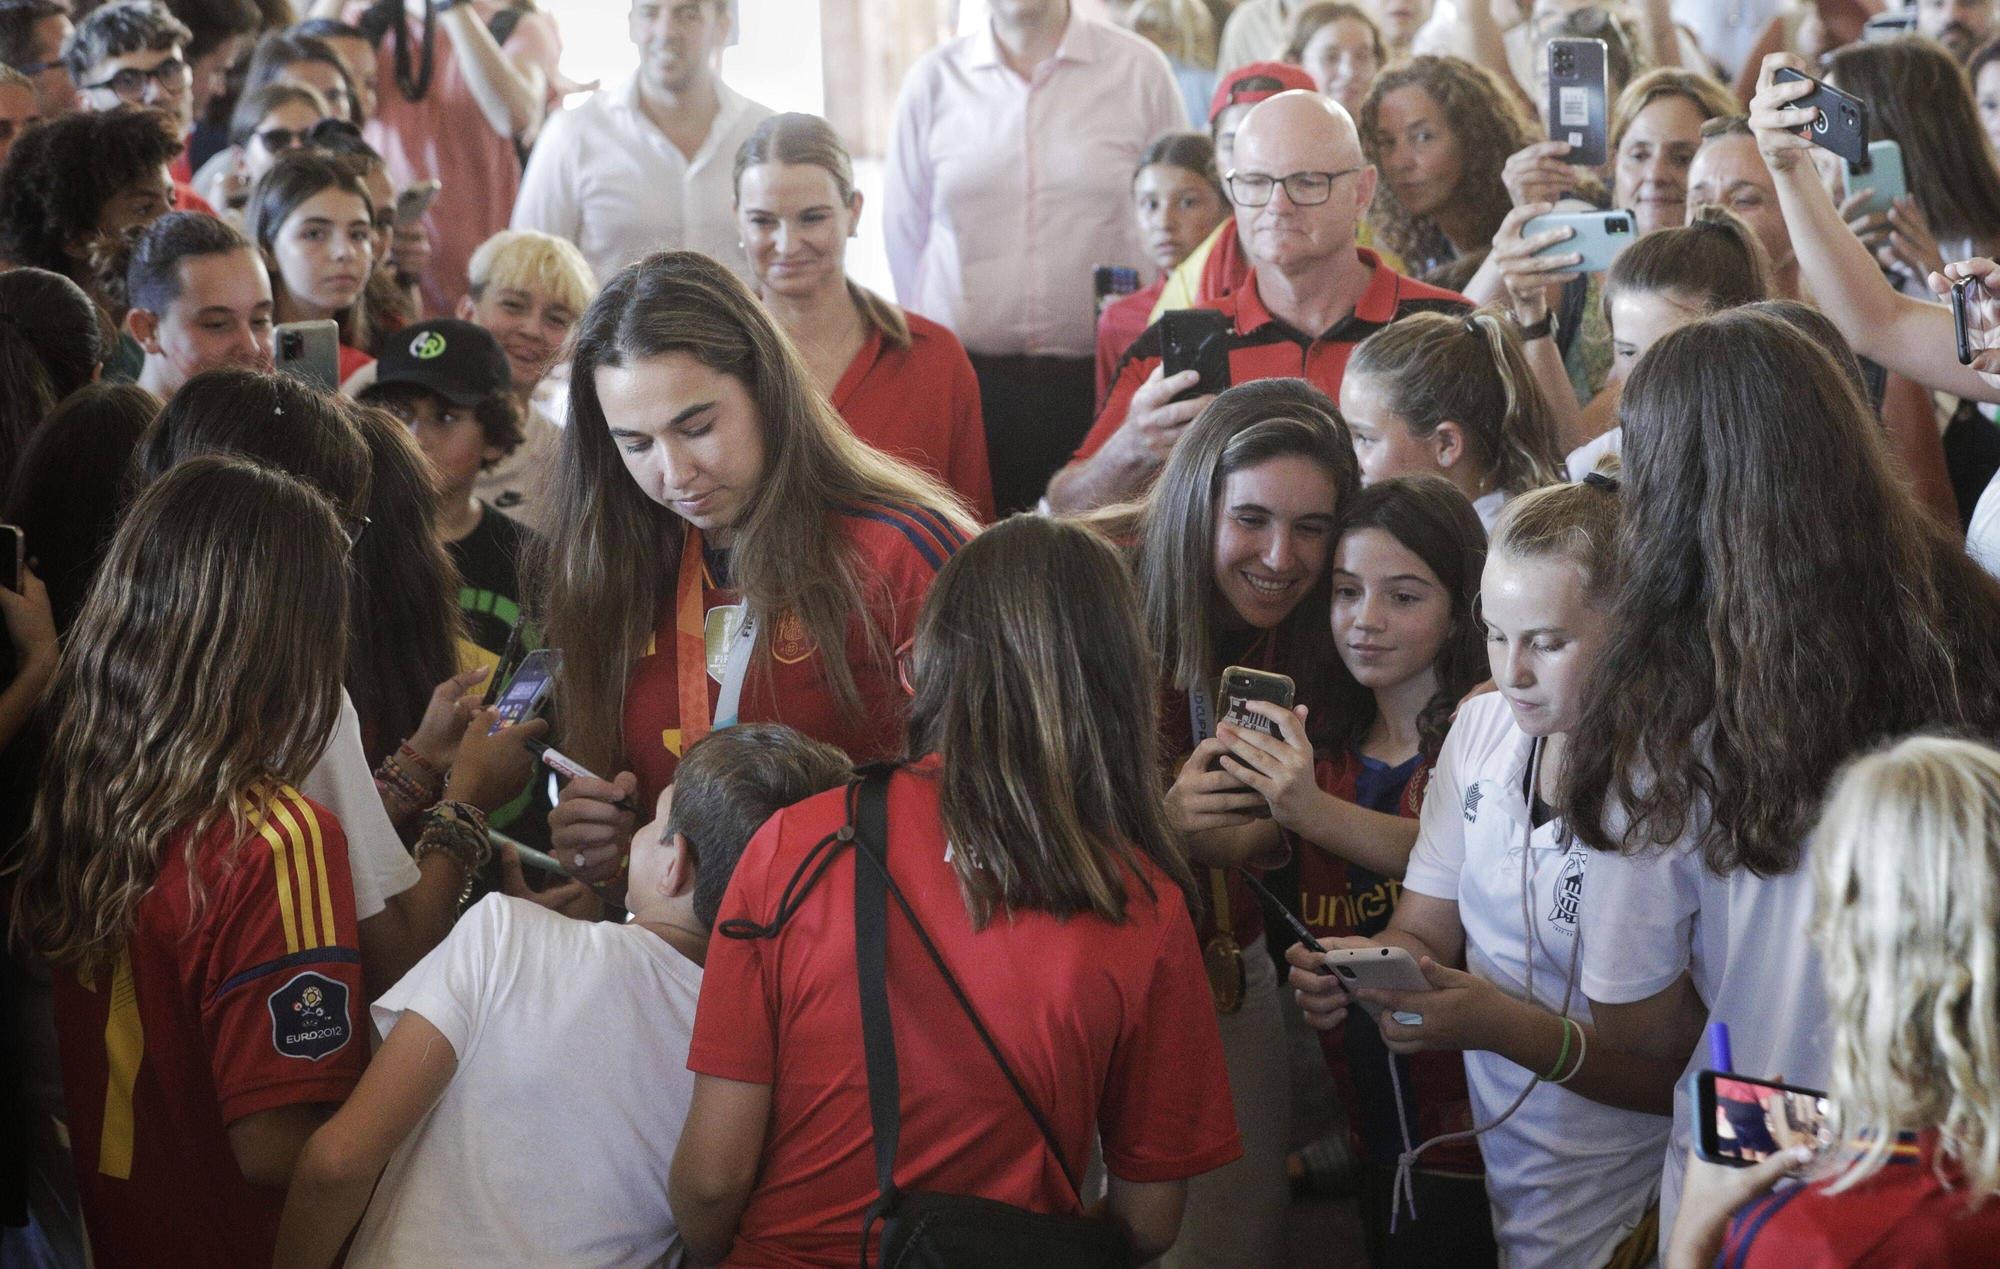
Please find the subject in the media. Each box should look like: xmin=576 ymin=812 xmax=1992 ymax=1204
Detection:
xmin=704 ymin=603 xmax=744 ymax=684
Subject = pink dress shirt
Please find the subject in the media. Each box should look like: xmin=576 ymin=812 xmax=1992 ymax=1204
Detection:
xmin=883 ymin=15 xmax=1188 ymax=360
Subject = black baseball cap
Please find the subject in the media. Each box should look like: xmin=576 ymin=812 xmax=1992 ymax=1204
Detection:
xmin=373 ymin=318 xmax=511 ymax=407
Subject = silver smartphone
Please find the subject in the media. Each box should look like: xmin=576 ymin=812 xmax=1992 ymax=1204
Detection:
xmin=274 ymin=319 xmax=341 ymax=392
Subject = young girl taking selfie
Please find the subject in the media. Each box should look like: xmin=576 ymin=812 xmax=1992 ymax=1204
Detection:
xmin=1286 ymin=477 xmax=1677 ymax=1268
xmin=1341 ymin=311 xmax=1564 ymax=532
xmin=10 ymin=457 xmax=369 ymax=1267
xmin=1218 ymin=473 xmax=1494 ymax=1263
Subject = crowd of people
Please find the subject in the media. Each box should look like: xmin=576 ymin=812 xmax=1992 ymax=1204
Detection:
xmin=6 ymin=0 xmax=2000 ymax=1265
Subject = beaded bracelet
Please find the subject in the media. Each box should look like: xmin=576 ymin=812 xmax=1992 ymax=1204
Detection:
xmin=413 ymin=799 xmax=492 ymax=909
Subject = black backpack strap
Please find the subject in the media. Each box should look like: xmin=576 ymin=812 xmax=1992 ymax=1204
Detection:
xmin=847 ymin=765 xmax=1086 ymax=1204
xmin=853 ymin=766 xmax=901 ymax=1266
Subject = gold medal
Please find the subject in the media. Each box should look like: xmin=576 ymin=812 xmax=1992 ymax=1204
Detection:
xmin=1204 ymin=932 xmax=1245 ymax=1015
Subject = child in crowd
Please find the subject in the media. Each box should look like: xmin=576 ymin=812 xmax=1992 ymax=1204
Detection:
xmin=274 ymin=724 xmax=852 ymax=1268
xmin=358 ymin=317 xmax=533 ymax=662
xmin=9 ymin=457 xmax=368 ymax=1268
xmin=1219 ymin=474 xmax=1494 ymax=1263
xmin=1341 ymin=310 xmax=1564 ymax=531
xmin=245 ymin=148 xmax=377 ymax=381
xmin=1287 ymin=477 xmax=1678 ymax=1267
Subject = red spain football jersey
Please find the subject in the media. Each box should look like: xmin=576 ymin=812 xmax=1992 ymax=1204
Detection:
xmin=622 ymin=502 xmax=969 ymax=807
xmin=53 ymin=785 xmax=366 ymax=1269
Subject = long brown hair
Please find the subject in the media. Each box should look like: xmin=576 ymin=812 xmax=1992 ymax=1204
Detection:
xmin=528 ymin=251 xmax=976 ymax=772
xmin=1347 ymin=308 xmax=1563 ymax=497
xmin=905 ymin=515 xmax=1195 ymax=927
xmin=1829 ymin=39 xmax=2000 ymax=252
xmin=10 ymin=456 xmax=350 ymax=970
xmin=1604 ymin=203 xmax=1770 ymax=315
xmin=1564 ymin=310 xmax=2000 ymax=875
xmin=1359 ymin=56 xmax=1538 ymax=271
xmin=1325 ymin=475 xmax=1489 ymax=765
xmin=246 ymin=148 xmax=374 ymax=352
xmin=1133 ymin=378 xmax=1359 ymax=725
xmin=732 ymin=113 xmax=910 ymax=349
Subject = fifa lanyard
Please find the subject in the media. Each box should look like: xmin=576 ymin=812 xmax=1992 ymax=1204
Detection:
xmin=673 ymin=523 xmax=759 ymax=750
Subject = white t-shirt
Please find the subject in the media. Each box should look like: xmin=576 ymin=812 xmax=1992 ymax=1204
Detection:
xmin=1968 ymin=464 xmax=2000 ymax=580
xmin=1579 ymin=797 xmax=1830 ymax=1251
xmin=347 ymin=895 xmax=701 ymax=1268
xmin=299 ymin=689 xmax=420 ymax=922
xmin=1403 ymin=693 xmax=1668 ymax=1267
xmin=1566 ymin=427 xmax=1622 ymax=481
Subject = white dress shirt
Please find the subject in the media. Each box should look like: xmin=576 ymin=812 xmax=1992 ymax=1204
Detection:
xmin=884 ymin=15 xmax=1188 ymax=360
xmin=512 ymin=75 xmax=774 ymax=287
xmin=1216 ymin=0 xmax=1298 ymax=74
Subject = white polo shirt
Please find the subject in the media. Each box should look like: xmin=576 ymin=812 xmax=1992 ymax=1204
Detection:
xmin=512 ymin=75 xmax=774 ymax=287
xmin=1403 ymin=692 xmax=1668 ymax=1268
xmin=1579 ymin=779 xmax=1831 ymax=1251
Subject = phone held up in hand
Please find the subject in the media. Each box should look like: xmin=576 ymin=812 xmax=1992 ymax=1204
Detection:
xmin=1773 ymin=67 xmax=1870 ymax=170
xmin=1545 ymin=37 xmax=1609 ymax=167
xmin=1526 ymin=208 xmax=1637 ymax=274
xmin=1209 ymin=666 xmax=1295 ymax=818
xmin=1846 ymin=139 xmax=1906 ymax=219
xmin=1159 ymin=308 xmax=1232 ymax=402
xmin=274 ymin=319 xmax=341 ymax=392
xmin=1955 ymin=275 xmax=1988 ymax=366
xmin=489 ymin=648 xmax=561 ymax=735
xmin=1321 ymin=946 xmax=1432 ymax=1026
xmin=1692 ymin=1069 xmax=1833 ymax=1168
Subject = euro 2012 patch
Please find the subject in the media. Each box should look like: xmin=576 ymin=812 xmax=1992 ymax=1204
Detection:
xmin=268 ymin=970 xmax=352 ymax=1060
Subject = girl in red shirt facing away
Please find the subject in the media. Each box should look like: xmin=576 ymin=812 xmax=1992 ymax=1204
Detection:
xmin=9 ymin=456 xmax=369 ymax=1269
xmin=246 ymin=149 xmax=378 ymax=382
xmin=536 ymin=250 xmax=976 ymax=897
xmin=734 ymin=113 xmax=996 ymax=521
xmin=1670 ymin=735 xmax=2000 ymax=1269
xmin=1136 ymin=378 xmax=1355 ymax=1269
xmin=1221 ymin=474 xmax=1495 ymax=1265
xmin=671 ymin=515 xmax=1242 ymax=1268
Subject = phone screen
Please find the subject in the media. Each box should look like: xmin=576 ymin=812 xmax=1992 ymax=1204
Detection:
xmin=1700 ymin=1073 xmax=1834 ymax=1166
xmin=490 ymin=649 xmax=560 ymax=733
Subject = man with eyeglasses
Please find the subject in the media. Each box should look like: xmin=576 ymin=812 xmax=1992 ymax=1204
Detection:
xmin=1046 ymin=90 xmax=1468 ymax=513
xmin=0 ymin=0 xmax=72 ymax=120
xmin=66 ymin=0 xmax=216 ymax=214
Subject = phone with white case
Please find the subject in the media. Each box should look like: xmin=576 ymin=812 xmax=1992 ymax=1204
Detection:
xmin=1322 ymin=945 xmax=1432 ymax=1026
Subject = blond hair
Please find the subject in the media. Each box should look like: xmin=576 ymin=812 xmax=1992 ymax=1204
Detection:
xmin=1488 ymin=476 xmax=1621 ymax=602
xmin=467 ymin=228 xmax=597 ymax=316
xmin=1123 ymin=0 xmax=1217 ymax=69
xmin=1813 ymin=735 xmax=2000 ymax=1202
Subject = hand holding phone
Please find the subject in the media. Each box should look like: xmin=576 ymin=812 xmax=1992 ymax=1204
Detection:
xmin=1693 ymin=1070 xmax=1833 ymax=1167
xmin=1159 ymin=308 xmax=1233 ymax=403
xmin=1772 ymin=67 xmax=1870 ymax=169
xmin=1524 ymin=209 xmax=1636 ymax=274
xmin=1545 ymin=38 xmax=1609 ymax=166
xmin=1321 ymin=945 xmax=1433 ymax=1026
xmin=1210 ymin=666 xmax=1296 ymax=818
xmin=489 ymin=648 xmax=560 ymax=735
xmin=274 ymin=319 xmax=341 ymax=392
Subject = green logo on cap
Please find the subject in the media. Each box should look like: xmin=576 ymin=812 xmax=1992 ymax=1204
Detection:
xmin=411 ymin=331 xmax=447 ymax=360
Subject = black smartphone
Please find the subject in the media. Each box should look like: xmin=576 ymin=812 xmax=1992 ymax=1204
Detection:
xmin=1159 ymin=308 xmax=1233 ymax=402
xmin=1546 ymin=37 xmax=1609 ymax=166
xmin=1773 ymin=67 xmax=1870 ymax=170
xmin=1693 ymin=1070 xmax=1834 ymax=1167
xmin=489 ymin=648 xmax=561 ymax=735
xmin=1093 ymin=264 xmax=1140 ymax=316
xmin=1211 ymin=666 xmax=1295 ymax=817
xmin=0 ymin=524 xmax=21 ymax=592
xmin=1955 ymin=276 xmax=1984 ymax=366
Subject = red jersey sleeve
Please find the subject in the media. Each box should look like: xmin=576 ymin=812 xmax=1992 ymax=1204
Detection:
xmin=1097 ymin=883 xmax=1244 ymax=1182
xmin=198 ymin=788 xmax=366 ymax=1123
xmin=686 ymin=809 xmax=785 ymax=1084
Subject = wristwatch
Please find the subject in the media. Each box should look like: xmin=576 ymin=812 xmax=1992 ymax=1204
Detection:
xmin=1517 ymin=310 xmax=1557 ymax=342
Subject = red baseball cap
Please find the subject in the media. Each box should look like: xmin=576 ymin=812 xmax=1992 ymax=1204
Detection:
xmin=1208 ymin=61 xmax=1317 ymax=121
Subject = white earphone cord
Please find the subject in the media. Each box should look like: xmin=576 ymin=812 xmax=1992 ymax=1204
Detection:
xmin=1382 ymin=738 xmax=1587 ymax=1232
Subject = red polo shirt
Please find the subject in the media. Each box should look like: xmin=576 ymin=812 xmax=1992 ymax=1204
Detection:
xmin=831 ymin=312 xmax=995 ymax=522
xmin=1073 ymin=250 xmax=1469 ymax=463
xmin=1094 ymin=277 xmax=1164 ymax=409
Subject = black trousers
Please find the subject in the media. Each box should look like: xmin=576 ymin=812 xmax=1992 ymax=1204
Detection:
xmin=968 ymin=352 xmax=1096 ymax=516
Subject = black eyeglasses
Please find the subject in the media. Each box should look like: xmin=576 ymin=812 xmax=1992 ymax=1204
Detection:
xmin=1225 ymin=167 xmax=1366 ymax=207
xmin=255 ymin=127 xmax=310 ymax=152
xmin=85 ymin=56 xmax=190 ymax=102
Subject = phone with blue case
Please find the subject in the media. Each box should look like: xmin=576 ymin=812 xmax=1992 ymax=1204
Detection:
xmin=1525 ymin=208 xmax=1638 ymax=274
xmin=1848 ymin=139 xmax=1906 ymax=219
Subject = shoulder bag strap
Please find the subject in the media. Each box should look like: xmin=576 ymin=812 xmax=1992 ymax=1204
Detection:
xmin=854 ymin=767 xmax=902 ymax=1265
xmin=848 ymin=766 xmax=1085 ymax=1202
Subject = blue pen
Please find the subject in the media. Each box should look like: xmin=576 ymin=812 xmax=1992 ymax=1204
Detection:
xmin=1708 ymin=1021 xmax=1734 ymax=1073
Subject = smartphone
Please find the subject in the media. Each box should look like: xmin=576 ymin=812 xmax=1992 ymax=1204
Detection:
xmin=1693 ymin=1070 xmax=1834 ymax=1167
xmin=483 ymin=618 xmax=528 ymax=707
xmin=1212 ymin=666 xmax=1296 ymax=818
xmin=1321 ymin=946 xmax=1431 ymax=1026
xmin=394 ymin=179 xmax=441 ymax=227
xmin=274 ymin=319 xmax=341 ymax=392
xmin=0 ymin=524 xmax=22 ymax=592
xmin=1847 ymin=139 xmax=1906 ymax=219
xmin=1093 ymin=264 xmax=1141 ymax=316
xmin=1773 ymin=67 xmax=1870 ymax=171
xmin=1955 ymin=276 xmax=1985 ymax=366
xmin=489 ymin=648 xmax=560 ymax=735
xmin=1525 ymin=208 xmax=1638 ymax=274
xmin=1545 ymin=37 xmax=1609 ymax=166
xmin=1862 ymin=11 xmax=1916 ymax=41
xmin=1159 ymin=308 xmax=1233 ymax=402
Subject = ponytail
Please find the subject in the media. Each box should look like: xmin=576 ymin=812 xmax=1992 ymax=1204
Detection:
xmin=1346 ymin=307 xmax=1564 ymax=497
xmin=1605 ymin=203 xmax=1770 ymax=314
